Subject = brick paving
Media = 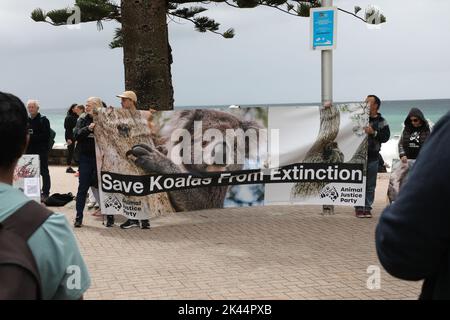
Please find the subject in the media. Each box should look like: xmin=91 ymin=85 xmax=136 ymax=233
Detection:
xmin=50 ymin=166 xmax=422 ymax=300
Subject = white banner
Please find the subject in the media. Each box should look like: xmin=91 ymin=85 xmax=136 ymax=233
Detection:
xmin=95 ymin=104 xmax=368 ymax=219
xmin=266 ymin=104 xmax=368 ymax=206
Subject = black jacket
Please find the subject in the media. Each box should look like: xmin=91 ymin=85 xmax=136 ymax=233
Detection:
xmin=64 ymin=114 xmax=78 ymax=141
xmin=398 ymin=108 xmax=431 ymax=160
xmin=367 ymin=113 xmax=390 ymax=162
xmin=26 ymin=113 xmax=50 ymax=154
xmin=376 ymin=111 xmax=450 ymax=300
xmin=73 ymin=114 xmax=95 ymax=158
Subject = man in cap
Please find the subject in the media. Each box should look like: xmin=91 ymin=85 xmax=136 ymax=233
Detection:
xmin=115 ymin=91 xmax=151 ymax=230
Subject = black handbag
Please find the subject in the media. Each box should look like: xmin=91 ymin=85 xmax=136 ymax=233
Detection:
xmin=44 ymin=193 xmax=75 ymax=207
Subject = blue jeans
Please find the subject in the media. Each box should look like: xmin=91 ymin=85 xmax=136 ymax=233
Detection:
xmin=76 ymin=154 xmax=97 ymax=221
xmin=356 ymin=159 xmax=379 ymax=212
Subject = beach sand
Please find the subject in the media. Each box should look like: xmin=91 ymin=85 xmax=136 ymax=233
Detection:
xmin=49 ymin=165 xmax=421 ymax=300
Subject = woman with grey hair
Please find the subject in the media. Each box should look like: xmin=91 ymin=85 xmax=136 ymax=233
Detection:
xmin=73 ymin=97 xmax=114 ymax=227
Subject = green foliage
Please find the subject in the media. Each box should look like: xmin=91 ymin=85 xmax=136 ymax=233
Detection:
xmin=46 ymin=9 xmax=73 ymax=25
xmin=193 ymin=17 xmax=220 ymax=33
xmin=30 ymin=8 xmax=46 ymax=22
xmin=223 ymin=28 xmax=235 ymax=39
xmin=109 ymin=27 xmax=122 ymax=49
xmin=297 ymin=2 xmax=321 ymax=17
xmin=266 ymin=0 xmax=291 ymax=6
xmin=236 ymin=0 xmax=259 ymax=8
xmin=75 ymin=0 xmax=119 ymax=20
xmin=171 ymin=7 xmax=208 ymax=19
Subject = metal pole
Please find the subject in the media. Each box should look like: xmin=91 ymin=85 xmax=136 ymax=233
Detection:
xmin=321 ymin=0 xmax=333 ymax=110
xmin=322 ymin=0 xmax=334 ymax=215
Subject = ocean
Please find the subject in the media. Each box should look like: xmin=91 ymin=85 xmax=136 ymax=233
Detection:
xmin=44 ymin=99 xmax=449 ymax=169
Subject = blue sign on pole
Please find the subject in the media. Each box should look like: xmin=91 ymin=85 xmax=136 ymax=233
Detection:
xmin=311 ymin=7 xmax=337 ymax=50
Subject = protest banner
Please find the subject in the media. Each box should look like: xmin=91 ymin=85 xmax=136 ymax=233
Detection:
xmin=95 ymin=104 xmax=368 ymax=219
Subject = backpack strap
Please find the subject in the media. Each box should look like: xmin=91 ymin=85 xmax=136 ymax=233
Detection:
xmin=0 ymin=201 xmax=53 ymax=300
xmin=1 ymin=201 xmax=53 ymax=240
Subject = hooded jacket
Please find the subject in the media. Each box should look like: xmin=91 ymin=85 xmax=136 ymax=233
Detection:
xmin=376 ymin=111 xmax=450 ymax=300
xmin=398 ymin=108 xmax=431 ymax=160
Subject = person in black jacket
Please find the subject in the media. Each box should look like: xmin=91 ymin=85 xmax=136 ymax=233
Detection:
xmin=398 ymin=107 xmax=431 ymax=163
xmin=73 ymin=98 xmax=99 ymax=227
xmin=355 ymin=95 xmax=390 ymax=218
xmin=64 ymin=104 xmax=78 ymax=173
xmin=376 ymin=111 xmax=450 ymax=300
xmin=25 ymin=100 xmax=51 ymax=202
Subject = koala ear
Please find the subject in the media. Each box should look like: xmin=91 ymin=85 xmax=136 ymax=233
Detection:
xmin=179 ymin=110 xmax=194 ymax=118
xmin=240 ymin=120 xmax=261 ymax=132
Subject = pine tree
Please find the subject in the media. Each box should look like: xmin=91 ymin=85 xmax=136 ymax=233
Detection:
xmin=31 ymin=1 xmax=386 ymax=110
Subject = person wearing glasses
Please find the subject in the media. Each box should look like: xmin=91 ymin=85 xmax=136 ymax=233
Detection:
xmin=398 ymin=108 xmax=431 ymax=164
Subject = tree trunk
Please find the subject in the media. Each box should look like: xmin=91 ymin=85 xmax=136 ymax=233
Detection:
xmin=121 ymin=0 xmax=174 ymax=110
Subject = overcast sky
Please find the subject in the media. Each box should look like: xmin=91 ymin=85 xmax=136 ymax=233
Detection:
xmin=0 ymin=0 xmax=449 ymax=109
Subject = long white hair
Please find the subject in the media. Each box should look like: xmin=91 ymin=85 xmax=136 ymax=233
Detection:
xmin=87 ymin=97 xmax=103 ymax=110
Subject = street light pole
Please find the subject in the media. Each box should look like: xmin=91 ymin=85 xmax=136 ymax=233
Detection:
xmin=322 ymin=0 xmax=334 ymax=215
xmin=321 ymin=1 xmax=333 ymax=106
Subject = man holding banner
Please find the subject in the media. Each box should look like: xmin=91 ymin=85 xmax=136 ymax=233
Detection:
xmin=115 ymin=91 xmax=151 ymax=230
xmin=355 ymin=95 xmax=390 ymax=218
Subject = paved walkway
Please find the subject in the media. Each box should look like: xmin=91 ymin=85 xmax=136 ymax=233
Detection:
xmin=51 ymin=166 xmax=422 ymax=300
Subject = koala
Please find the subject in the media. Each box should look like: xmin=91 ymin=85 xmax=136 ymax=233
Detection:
xmin=127 ymin=109 xmax=262 ymax=212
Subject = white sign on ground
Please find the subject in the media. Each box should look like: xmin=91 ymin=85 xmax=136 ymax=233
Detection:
xmin=13 ymin=154 xmax=41 ymax=203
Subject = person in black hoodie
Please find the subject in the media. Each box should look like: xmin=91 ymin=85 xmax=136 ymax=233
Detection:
xmin=25 ymin=100 xmax=51 ymax=202
xmin=354 ymin=95 xmax=390 ymax=218
xmin=73 ymin=97 xmax=99 ymax=227
xmin=398 ymin=107 xmax=431 ymax=163
xmin=376 ymin=111 xmax=450 ymax=300
xmin=64 ymin=103 xmax=78 ymax=173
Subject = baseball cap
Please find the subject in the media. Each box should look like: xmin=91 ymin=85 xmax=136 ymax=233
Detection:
xmin=116 ymin=91 xmax=137 ymax=103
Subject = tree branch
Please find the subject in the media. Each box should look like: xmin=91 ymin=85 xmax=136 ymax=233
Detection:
xmin=258 ymin=3 xmax=301 ymax=17
xmin=169 ymin=11 xmax=233 ymax=38
xmin=338 ymin=7 xmax=367 ymax=23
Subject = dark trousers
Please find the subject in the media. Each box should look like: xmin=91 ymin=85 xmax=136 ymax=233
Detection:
xmin=76 ymin=154 xmax=97 ymax=221
xmin=355 ymin=159 xmax=379 ymax=212
xmin=67 ymin=143 xmax=75 ymax=166
xmin=39 ymin=152 xmax=51 ymax=196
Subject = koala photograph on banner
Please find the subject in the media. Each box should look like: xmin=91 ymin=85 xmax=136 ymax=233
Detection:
xmin=264 ymin=103 xmax=369 ymax=207
xmin=94 ymin=107 xmax=268 ymax=220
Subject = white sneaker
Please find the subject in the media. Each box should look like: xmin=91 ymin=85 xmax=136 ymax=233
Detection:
xmin=87 ymin=202 xmax=96 ymax=209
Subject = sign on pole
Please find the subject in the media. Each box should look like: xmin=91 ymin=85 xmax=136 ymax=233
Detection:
xmin=311 ymin=7 xmax=338 ymax=50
